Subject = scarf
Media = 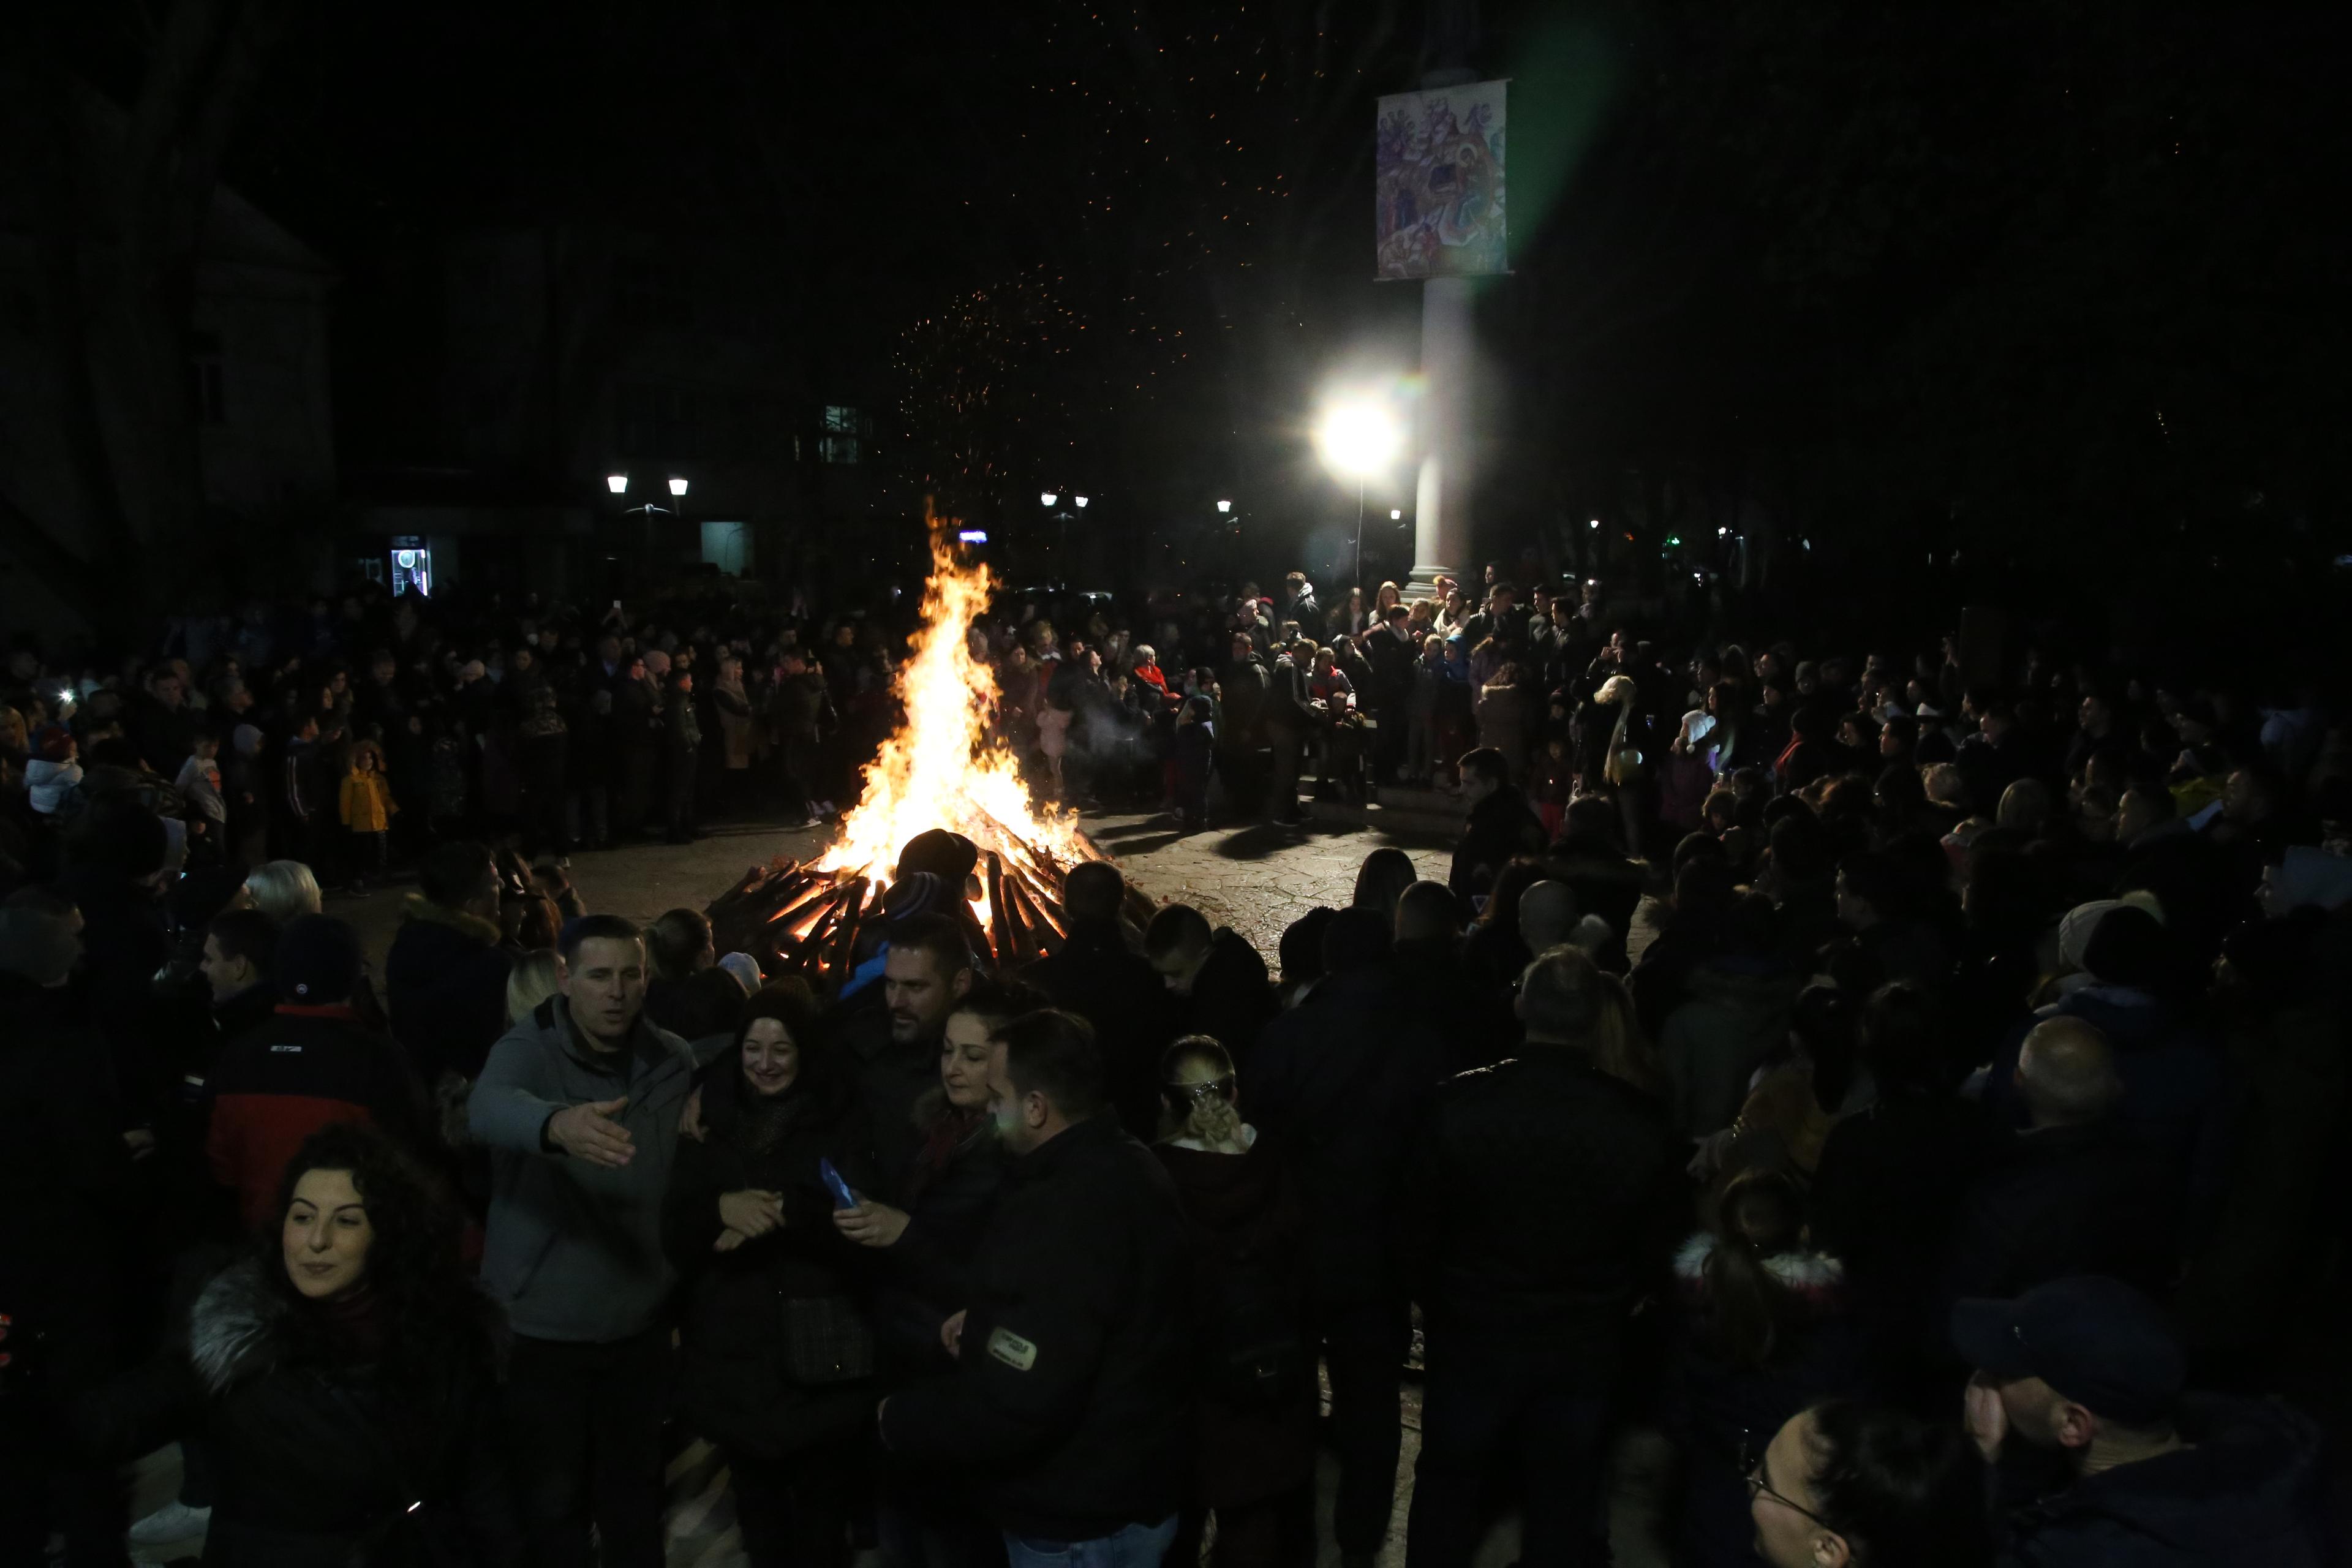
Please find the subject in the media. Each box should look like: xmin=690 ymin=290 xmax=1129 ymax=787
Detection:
xmin=908 ymin=1106 xmax=987 ymax=1202
xmin=737 ymin=1085 xmax=814 ymax=1155
xmin=320 ymin=1280 xmax=386 ymax=1360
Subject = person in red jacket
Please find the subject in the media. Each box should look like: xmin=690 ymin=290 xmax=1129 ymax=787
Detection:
xmin=205 ymin=915 xmax=424 ymax=1234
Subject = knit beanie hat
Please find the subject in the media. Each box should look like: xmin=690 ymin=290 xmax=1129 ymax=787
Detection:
xmin=716 ymin=951 xmax=764 ymax=994
xmin=880 ymin=871 xmax=949 ymax=924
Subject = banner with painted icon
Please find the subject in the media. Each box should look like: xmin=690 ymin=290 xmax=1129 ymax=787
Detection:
xmin=1374 ymin=80 xmax=1507 ymax=279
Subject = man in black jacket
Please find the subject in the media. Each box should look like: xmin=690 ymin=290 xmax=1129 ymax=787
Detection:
xmin=383 ymin=842 xmax=514 ymax=1087
xmin=1448 ymin=747 xmax=1547 ymax=902
xmin=1940 ymin=1018 xmax=2176 ymax=1312
xmin=1143 ymin=903 xmax=1275 ymax=1063
xmin=1217 ymin=634 xmax=1270 ymax=816
xmin=1956 ymin=1274 xmax=2328 ymax=1567
xmin=1403 ymin=946 xmax=1684 ymax=1568
xmin=1249 ymin=909 xmax=1443 ymax=1568
xmin=1020 ymin=864 xmax=1170 ymax=1141
xmin=1364 ymin=605 xmax=1420 ymax=784
xmin=880 ymin=1009 xmax=1191 ymax=1568
xmin=837 ymin=913 xmax=974 ymax=1202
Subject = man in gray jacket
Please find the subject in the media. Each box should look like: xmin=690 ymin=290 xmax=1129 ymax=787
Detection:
xmin=469 ymin=913 xmax=710 ymax=1568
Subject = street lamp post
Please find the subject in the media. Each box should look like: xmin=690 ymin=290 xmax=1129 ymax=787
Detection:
xmin=1315 ymin=402 xmax=1402 ymax=590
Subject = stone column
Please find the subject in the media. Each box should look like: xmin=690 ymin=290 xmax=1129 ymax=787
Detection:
xmin=1407 ymin=274 xmax=1474 ymax=600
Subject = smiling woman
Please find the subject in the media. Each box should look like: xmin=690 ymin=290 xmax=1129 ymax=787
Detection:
xmin=662 ymin=979 xmax=881 ymax=1568
xmin=69 ymin=1121 xmax=516 ymax=1566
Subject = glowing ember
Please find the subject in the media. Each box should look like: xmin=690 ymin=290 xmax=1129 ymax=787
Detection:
xmin=814 ymin=503 xmax=1089 ymax=895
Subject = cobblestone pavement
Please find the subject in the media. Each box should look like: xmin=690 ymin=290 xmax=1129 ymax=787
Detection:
xmin=337 ymin=811 xmax=1455 ymax=972
xmin=1077 ymin=809 xmax=1457 ymax=956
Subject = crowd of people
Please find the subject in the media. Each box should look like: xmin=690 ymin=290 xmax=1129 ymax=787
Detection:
xmin=1 ymin=564 xmax=2346 ymax=1568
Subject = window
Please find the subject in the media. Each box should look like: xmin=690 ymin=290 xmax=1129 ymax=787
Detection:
xmin=190 ymin=331 xmax=227 ymax=424
xmin=820 ymin=404 xmax=863 ymax=465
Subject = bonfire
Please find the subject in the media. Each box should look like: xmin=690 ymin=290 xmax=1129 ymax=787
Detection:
xmin=706 ymin=505 xmax=1129 ymax=983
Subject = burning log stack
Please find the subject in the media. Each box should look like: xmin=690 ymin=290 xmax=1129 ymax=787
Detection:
xmin=706 ymin=509 xmax=1161 ymax=992
xmin=704 ymin=830 xmax=1159 ymax=994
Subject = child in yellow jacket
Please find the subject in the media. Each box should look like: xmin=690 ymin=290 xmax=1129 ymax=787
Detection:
xmin=339 ymin=741 xmax=399 ymax=892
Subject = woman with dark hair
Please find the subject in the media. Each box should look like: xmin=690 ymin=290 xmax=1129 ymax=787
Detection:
xmin=1351 ymin=846 xmax=1419 ymax=925
xmin=832 ymin=979 xmax=1031 ymax=1568
xmin=664 ymin=984 xmax=876 ymax=1568
xmin=1666 ymin=1170 xmax=1859 ymax=1567
xmin=1154 ymin=1038 xmax=1316 ymax=1568
xmin=73 ymin=1121 xmax=516 ymax=1566
xmin=1747 ymin=1400 xmax=1991 ymax=1568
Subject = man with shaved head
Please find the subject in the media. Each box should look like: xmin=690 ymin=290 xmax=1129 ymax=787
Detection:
xmin=1517 ymin=880 xmax=1580 ymax=954
xmin=1941 ymin=1017 xmax=2177 ymax=1310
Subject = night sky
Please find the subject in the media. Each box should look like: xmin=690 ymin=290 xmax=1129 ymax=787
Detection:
xmin=38 ymin=1 xmax=2352 ymax=619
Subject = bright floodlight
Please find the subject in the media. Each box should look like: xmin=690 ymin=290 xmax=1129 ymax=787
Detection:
xmin=1316 ymin=402 xmax=1401 ymax=478
xmin=957 ymin=529 xmax=988 ymax=543
xmin=1216 ymin=499 xmax=1232 ymax=513
xmin=1390 ymin=508 xmax=1403 ymax=520
xmin=1589 ymin=518 xmax=1600 ymax=529
xmin=607 ymin=474 xmax=628 ymax=494
xmin=669 ymin=477 xmax=688 ymax=497
xmin=1041 ymin=491 xmax=1058 ymax=507
xmin=1074 ymin=495 xmax=1090 ymax=508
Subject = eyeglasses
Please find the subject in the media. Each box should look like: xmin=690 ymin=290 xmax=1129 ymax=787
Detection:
xmin=1166 ymin=1076 xmax=1234 ymax=1105
xmin=1739 ymin=1438 xmax=1828 ymax=1529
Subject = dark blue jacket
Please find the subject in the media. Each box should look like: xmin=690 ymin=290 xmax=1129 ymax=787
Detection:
xmin=1982 ymin=986 xmax=2227 ymax=1218
xmin=1997 ymin=1394 xmax=2326 ymax=1567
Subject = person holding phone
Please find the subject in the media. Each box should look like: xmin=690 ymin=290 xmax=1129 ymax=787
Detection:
xmin=834 ymin=980 xmax=1033 ymax=1568
xmin=664 ymin=984 xmax=880 ymax=1568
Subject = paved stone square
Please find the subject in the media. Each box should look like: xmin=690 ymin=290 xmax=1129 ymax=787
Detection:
xmin=337 ymin=810 xmax=1458 ymax=973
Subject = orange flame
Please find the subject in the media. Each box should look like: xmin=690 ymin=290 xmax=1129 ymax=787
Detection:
xmin=815 ymin=504 xmax=1088 ymax=895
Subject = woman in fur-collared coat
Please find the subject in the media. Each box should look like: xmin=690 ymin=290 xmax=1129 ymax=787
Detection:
xmin=73 ymin=1123 xmax=516 ymax=1567
xmin=1662 ymin=1168 xmax=1861 ymax=1568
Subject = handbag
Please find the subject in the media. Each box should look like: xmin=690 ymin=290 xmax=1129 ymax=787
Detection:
xmin=780 ymin=1294 xmax=876 ymax=1386
xmin=1604 ymin=704 xmax=1646 ymax=787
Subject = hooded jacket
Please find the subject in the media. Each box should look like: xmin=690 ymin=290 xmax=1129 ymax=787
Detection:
xmin=1996 ymin=1394 xmax=2326 ymax=1567
xmin=467 ymin=995 xmax=706 ymax=1343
